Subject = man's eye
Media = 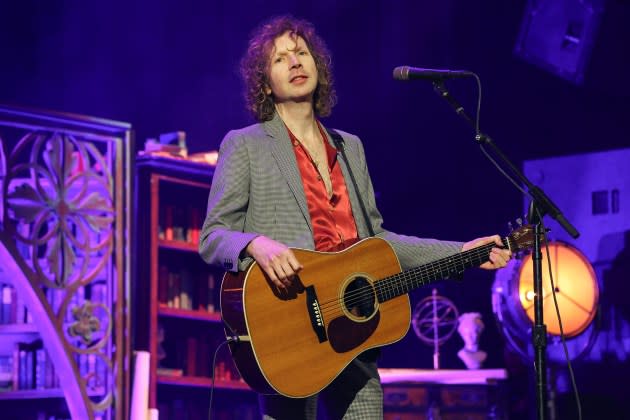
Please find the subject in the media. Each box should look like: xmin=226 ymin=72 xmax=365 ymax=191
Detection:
xmin=274 ymin=57 xmax=283 ymax=63
xmin=298 ymin=51 xmax=308 ymax=56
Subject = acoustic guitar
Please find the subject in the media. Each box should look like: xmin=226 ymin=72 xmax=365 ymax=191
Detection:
xmin=220 ymin=225 xmax=534 ymax=398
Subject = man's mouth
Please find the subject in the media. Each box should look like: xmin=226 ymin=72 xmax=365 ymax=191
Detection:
xmin=290 ymin=75 xmax=308 ymax=83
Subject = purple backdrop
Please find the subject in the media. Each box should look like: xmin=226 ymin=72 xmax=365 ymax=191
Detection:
xmin=2 ymin=1 xmax=629 ymax=417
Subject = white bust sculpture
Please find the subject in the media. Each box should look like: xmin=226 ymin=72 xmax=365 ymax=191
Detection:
xmin=457 ymin=312 xmax=487 ymax=369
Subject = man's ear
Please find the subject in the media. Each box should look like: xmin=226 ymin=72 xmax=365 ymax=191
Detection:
xmin=264 ymin=84 xmax=272 ymax=95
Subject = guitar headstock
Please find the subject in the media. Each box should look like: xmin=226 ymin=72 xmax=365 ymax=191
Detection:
xmin=505 ymin=221 xmax=536 ymax=252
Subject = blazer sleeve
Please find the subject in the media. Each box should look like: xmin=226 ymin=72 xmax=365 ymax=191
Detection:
xmin=345 ymin=133 xmax=464 ymax=271
xmin=198 ymin=131 xmax=258 ymax=272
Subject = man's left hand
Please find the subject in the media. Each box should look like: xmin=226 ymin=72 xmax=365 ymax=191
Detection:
xmin=462 ymin=235 xmax=512 ymax=270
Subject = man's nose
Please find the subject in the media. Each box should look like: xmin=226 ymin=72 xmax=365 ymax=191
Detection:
xmin=289 ymin=54 xmax=302 ymax=68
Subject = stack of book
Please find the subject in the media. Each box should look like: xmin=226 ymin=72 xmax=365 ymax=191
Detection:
xmin=158 ymin=266 xmax=215 ymax=312
xmin=143 ymin=131 xmax=187 ymax=159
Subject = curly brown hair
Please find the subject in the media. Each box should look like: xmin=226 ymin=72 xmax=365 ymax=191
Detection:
xmin=240 ymin=15 xmax=337 ymax=122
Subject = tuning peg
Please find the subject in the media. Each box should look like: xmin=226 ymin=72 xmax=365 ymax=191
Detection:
xmin=516 ymin=217 xmax=523 ymax=226
xmin=508 ymin=221 xmax=514 ymax=232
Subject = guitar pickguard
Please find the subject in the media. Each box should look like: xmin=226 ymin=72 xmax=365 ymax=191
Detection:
xmin=327 ymin=311 xmax=380 ymax=353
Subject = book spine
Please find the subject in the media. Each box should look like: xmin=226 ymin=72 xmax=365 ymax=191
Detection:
xmin=207 ymin=273 xmax=215 ymax=312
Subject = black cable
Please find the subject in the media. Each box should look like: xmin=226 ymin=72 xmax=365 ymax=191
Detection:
xmin=207 ymin=337 xmax=239 ymax=420
xmin=536 ymin=211 xmax=582 ymax=420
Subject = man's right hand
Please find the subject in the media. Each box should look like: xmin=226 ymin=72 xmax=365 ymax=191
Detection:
xmin=245 ymin=236 xmax=303 ymax=290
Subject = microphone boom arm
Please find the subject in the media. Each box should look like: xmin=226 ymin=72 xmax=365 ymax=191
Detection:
xmin=431 ymin=81 xmax=579 ymax=239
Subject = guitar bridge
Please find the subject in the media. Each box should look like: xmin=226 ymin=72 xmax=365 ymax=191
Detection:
xmin=306 ymin=286 xmax=327 ymax=343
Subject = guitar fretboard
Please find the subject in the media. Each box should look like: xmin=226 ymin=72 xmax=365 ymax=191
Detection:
xmin=376 ymin=237 xmax=509 ymax=303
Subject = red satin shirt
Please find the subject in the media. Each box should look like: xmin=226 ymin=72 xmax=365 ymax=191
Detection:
xmin=287 ymin=123 xmax=358 ymax=252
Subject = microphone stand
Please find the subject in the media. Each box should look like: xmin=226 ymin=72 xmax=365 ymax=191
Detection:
xmin=431 ymin=80 xmax=580 ymax=420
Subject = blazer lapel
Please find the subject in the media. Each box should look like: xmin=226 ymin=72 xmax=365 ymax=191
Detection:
xmin=265 ymin=114 xmax=313 ymax=233
xmin=321 ymin=127 xmax=370 ymax=239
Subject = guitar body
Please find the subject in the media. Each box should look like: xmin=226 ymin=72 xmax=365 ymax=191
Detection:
xmin=220 ymin=237 xmax=411 ymax=398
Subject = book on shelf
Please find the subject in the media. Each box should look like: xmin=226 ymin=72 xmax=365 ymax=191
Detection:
xmin=187 ymin=151 xmax=218 ymax=166
xmin=35 ymin=348 xmax=46 ymax=390
xmin=168 ymin=271 xmax=181 ymax=309
xmin=0 ymin=283 xmax=30 ymax=325
xmin=215 ymin=361 xmax=235 ymax=382
xmin=156 ymin=367 xmax=183 ymax=377
xmin=196 ymin=273 xmax=208 ymax=312
xmin=158 ymin=131 xmax=186 ymax=148
xmin=159 ymin=205 xmax=205 ymax=247
xmin=13 ymin=339 xmax=48 ymax=391
xmin=158 ymin=265 xmax=169 ymax=305
xmin=196 ymin=335 xmax=210 ymax=378
xmin=189 ymin=206 xmax=201 ymax=244
xmin=0 ymin=355 xmax=12 ymax=390
xmin=180 ymin=269 xmax=193 ymax=310
xmin=185 ymin=337 xmax=197 ymax=376
xmin=207 ymin=273 xmax=215 ymax=312
xmin=1 ymin=284 xmax=15 ymax=324
xmin=164 ymin=205 xmax=174 ymax=241
xmin=173 ymin=206 xmax=186 ymax=242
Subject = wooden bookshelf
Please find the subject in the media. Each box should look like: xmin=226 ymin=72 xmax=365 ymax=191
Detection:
xmin=135 ymin=156 xmax=257 ymax=418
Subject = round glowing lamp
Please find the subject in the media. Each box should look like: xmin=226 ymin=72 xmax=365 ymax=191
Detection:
xmin=492 ymin=241 xmax=600 ymax=362
xmin=517 ymin=242 xmax=598 ymax=337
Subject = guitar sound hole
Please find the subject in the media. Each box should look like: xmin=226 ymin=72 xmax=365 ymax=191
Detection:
xmin=343 ymin=276 xmax=376 ymax=320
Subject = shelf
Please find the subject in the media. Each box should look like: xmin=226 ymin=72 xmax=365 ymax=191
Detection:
xmin=157 ymin=306 xmax=222 ymax=323
xmin=0 ymin=324 xmax=39 ymax=334
xmin=157 ymin=375 xmax=249 ymax=391
xmin=214 ymin=379 xmax=251 ymax=391
xmin=136 ymin=155 xmax=215 ymax=181
xmin=158 ymin=239 xmax=198 ymax=253
xmin=0 ymin=387 xmax=105 ymax=400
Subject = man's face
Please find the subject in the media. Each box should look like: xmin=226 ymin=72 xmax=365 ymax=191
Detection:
xmin=266 ymin=31 xmax=318 ymax=104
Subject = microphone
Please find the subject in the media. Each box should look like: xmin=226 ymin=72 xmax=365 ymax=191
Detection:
xmin=393 ymin=66 xmax=473 ymax=81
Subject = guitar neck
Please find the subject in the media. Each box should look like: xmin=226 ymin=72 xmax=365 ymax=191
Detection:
xmin=376 ymin=237 xmax=508 ymax=303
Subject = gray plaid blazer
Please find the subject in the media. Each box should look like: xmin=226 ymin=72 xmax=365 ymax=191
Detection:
xmin=199 ymin=112 xmax=463 ymax=272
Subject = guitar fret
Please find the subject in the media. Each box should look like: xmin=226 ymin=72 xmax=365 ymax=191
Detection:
xmin=374 ymin=232 xmax=523 ymax=304
xmin=377 ymin=243 xmax=497 ymax=303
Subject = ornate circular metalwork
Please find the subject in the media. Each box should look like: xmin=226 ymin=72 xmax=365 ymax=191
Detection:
xmin=2 ymin=130 xmax=117 ymax=415
xmin=4 ymin=131 xmax=114 ymax=289
xmin=412 ymin=291 xmax=459 ymax=345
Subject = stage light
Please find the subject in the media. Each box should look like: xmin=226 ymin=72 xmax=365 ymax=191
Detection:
xmin=493 ymin=241 xmax=599 ymax=361
xmin=517 ymin=242 xmax=598 ymax=337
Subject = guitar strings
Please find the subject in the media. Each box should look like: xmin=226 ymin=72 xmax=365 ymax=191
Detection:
xmin=317 ymin=242 xmax=496 ymax=318
xmin=356 ymin=236 xmax=512 ymax=307
xmin=318 ymin=243 xmax=489 ymax=314
xmin=317 ymin=239 xmax=508 ymax=319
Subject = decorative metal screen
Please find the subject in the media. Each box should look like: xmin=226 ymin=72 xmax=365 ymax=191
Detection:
xmin=0 ymin=105 xmax=132 ymax=420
